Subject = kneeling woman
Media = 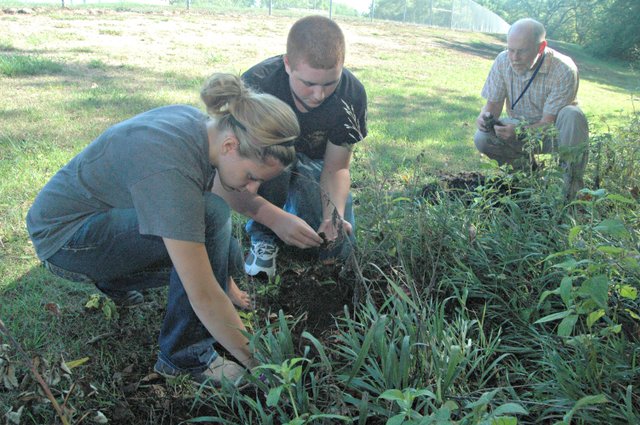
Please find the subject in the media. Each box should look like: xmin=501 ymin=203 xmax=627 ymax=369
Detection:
xmin=26 ymin=73 xmax=299 ymax=385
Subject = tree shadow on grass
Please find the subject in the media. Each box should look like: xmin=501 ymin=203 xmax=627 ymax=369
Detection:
xmin=547 ymin=40 xmax=639 ymax=94
xmin=434 ymin=36 xmax=639 ymax=95
xmin=433 ymin=34 xmax=505 ymax=61
xmin=437 ymin=35 xmax=640 ymax=93
xmin=366 ymin=84 xmax=483 ymax=174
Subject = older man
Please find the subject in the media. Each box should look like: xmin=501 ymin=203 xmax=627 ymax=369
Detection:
xmin=474 ymin=18 xmax=589 ymax=199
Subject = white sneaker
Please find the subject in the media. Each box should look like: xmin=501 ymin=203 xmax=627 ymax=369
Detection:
xmin=244 ymin=241 xmax=278 ymax=277
xmin=154 ymin=355 xmax=246 ymax=387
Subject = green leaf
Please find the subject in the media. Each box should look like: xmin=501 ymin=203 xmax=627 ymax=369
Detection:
xmin=577 ymin=275 xmax=609 ymax=309
xmin=434 ymin=405 xmax=453 ymax=421
xmin=85 ymin=294 xmax=101 ymax=309
xmin=492 ymin=403 xmax=528 ymax=416
xmin=379 ymin=389 xmax=405 ymax=401
xmin=491 ymin=417 xmax=518 ymax=425
xmin=266 ymin=386 xmax=283 ymax=407
xmin=65 ymin=357 xmax=90 ymax=369
xmin=587 ymin=309 xmax=606 ymax=327
xmin=544 ymin=249 xmax=578 ymax=262
xmin=539 ymin=287 xmax=561 ymax=306
xmin=559 ymin=277 xmax=573 ymax=307
xmin=387 ymin=413 xmax=406 ymax=425
xmin=618 ymin=285 xmax=638 ymax=300
xmin=604 ymin=193 xmax=636 ymax=204
xmin=574 ymin=394 xmax=608 ymax=409
xmin=599 ymin=324 xmax=622 ymax=337
xmin=552 ymin=258 xmax=580 ymax=271
xmin=596 ymin=245 xmax=625 ymax=255
xmin=558 ymin=314 xmax=578 ymax=337
xmin=563 ymin=394 xmax=608 ymax=424
xmin=594 ymin=218 xmax=628 ymax=238
xmin=568 ymin=225 xmax=582 ymax=244
xmin=102 ymin=303 xmax=113 ymax=320
xmin=392 ymin=197 xmax=412 ymax=204
xmin=345 ymin=316 xmax=384 ymax=385
xmin=625 ymin=309 xmax=640 ymax=320
xmin=414 ymin=388 xmax=437 ymax=400
xmin=465 ymin=389 xmax=499 ymax=409
xmin=534 ymin=310 xmax=572 ymax=324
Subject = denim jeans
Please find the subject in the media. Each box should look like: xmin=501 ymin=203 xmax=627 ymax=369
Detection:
xmin=246 ymin=153 xmax=356 ymax=260
xmin=45 ymin=192 xmax=243 ymax=373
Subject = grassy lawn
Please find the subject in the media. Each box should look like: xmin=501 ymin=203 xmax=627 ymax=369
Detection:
xmin=1 ymin=5 xmax=639 ymax=424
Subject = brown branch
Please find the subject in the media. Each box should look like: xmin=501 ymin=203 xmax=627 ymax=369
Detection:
xmin=0 ymin=319 xmax=71 ymax=425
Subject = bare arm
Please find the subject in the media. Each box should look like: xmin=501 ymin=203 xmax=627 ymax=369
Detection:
xmin=162 ymin=238 xmax=258 ymax=369
xmin=317 ymin=142 xmax=353 ymax=241
xmin=212 ymin=174 xmax=323 ymax=249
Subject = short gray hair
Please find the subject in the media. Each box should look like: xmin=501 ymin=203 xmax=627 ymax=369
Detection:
xmin=509 ymin=18 xmax=546 ymax=44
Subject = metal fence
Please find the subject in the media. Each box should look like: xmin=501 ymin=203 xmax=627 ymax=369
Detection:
xmin=9 ymin=0 xmax=509 ymax=34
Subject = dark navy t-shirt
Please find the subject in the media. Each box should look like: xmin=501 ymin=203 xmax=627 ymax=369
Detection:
xmin=242 ymin=55 xmax=368 ymax=159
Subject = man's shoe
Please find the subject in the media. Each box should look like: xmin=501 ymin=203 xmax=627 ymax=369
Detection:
xmin=244 ymin=241 xmax=278 ymax=278
xmin=95 ymin=283 xmax=144 ymax=307
xmin=154 ymin=355 xmax=246 ymax=387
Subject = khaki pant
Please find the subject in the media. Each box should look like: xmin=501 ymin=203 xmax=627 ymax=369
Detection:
xmin=473 ymin=105 xmax=589 ymax=198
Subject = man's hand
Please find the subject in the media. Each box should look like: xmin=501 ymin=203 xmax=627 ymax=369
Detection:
xmin=317 ymin=217 xmax=352 ymax=243
xmin=476 ymin=111 xmax=492 ymax=132
xmin=494 ymin=122 xmax=517 ymax=141
xmin=272 ymin=213 xmax=324 ymax=249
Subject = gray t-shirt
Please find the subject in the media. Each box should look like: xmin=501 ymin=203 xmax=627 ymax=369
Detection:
xmin=27 ymin=105 xmax=215 ymax=261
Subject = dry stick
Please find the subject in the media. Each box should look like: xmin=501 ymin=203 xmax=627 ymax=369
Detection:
xmin=0 ymin=319 xmax=71 ymax=425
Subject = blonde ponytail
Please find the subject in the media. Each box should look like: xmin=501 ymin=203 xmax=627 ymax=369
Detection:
xmin=200 ymin=73 xmax=299 ymax=166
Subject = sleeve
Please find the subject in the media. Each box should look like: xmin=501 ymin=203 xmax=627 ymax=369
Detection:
xmin=542 ymin=65 xmax=578 ymax=117
xmin=129 ymin=169 xmax=205 ymax=242
xmin=481 ymin=54 xmax=508 ymax=104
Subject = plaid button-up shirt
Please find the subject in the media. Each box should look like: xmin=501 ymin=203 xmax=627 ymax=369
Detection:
xmin=481 ymin=47 xmax=579 ymax=124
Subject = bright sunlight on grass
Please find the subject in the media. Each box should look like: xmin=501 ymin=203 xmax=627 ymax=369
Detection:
xmin=1 ymin=6 xmax=639 ymax=425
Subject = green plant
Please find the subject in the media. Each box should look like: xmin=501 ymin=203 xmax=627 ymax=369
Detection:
xmin=84 ymin=294 xmax=119 ymax=321
xmin=536 ymin=188 xmax=640 ymax=337
xmin=590 ymin=112 xmax=640 ymax=196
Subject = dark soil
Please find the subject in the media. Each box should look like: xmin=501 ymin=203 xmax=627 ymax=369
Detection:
xmin=421 ymin=170 xmax=487 ymax=198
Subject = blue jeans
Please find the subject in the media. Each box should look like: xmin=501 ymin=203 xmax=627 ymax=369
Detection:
xmin=246 ymin=153 xmax=356 ymax=260
xmin=45 ymin=193 xmax=243 ymax=373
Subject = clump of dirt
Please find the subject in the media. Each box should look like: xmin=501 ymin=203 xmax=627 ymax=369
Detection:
xmin=251 ymin=254 xmax=355 ymax=340
xmin=421 ymin=171 xmax=487 ymax=198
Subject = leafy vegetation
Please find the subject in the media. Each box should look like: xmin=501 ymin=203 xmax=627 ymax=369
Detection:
xmin=473 ymin=0 xmax=640 ymax=63
xmin=0 ymin=6 xmax=638 ymax=425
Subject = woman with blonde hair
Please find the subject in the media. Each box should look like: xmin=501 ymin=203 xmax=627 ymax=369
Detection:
xmin=26 ymin=73 xmax=299 ymax=385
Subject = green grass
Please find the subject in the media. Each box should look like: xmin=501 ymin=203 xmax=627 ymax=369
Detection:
xmin=0 ymin=53 xmax=64 ymax=76
xmin=1 ymin=5 xmax=638 ymax=424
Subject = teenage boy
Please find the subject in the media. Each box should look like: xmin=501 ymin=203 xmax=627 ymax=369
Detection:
xmin=214 ymin=15 xmax=368 ymax=277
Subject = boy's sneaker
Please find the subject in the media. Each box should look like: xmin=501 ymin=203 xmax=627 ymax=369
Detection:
xmin=95 ymin=283 xmax=144 ymax=307
xmin=244 ymin=241 xmax=278 ymax=277
xmin=154 ymin=355 xmax=246 ymax=387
